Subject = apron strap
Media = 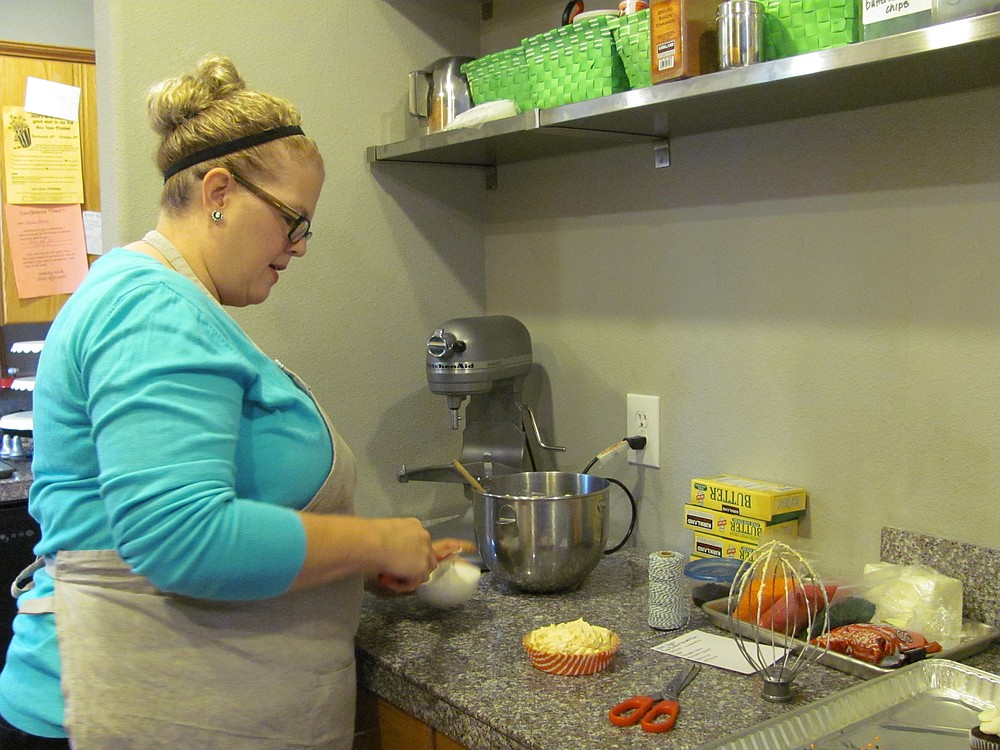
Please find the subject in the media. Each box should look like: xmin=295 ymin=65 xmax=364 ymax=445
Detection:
xmin=142 ymin=230 xmax=221 ymax=304
xmin=11 ymin=555 xmax=43 ymax=597
xmin=11 ymin=555 xmax=55 ymax=615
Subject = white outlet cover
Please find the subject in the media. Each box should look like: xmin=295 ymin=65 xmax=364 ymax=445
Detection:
xmin=626 ymin=393 xmax=660 ymax=468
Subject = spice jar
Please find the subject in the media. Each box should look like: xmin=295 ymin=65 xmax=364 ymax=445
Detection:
xmin=717 ymin=0 xmax=766 ymax=69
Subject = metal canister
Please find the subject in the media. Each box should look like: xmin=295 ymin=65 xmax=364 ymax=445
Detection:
xmin=717 ymin=0 xmax=765 ymax=69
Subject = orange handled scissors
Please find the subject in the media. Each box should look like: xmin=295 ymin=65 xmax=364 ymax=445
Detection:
xmin=608 ymin=663 xmax=701 ymax=733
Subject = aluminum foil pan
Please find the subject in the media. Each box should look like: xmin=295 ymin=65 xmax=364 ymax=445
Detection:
xmin=700 ymin=659 xmax=1000 ymax=750
xmin=703 ymin=597 xmax=1000 ymax=679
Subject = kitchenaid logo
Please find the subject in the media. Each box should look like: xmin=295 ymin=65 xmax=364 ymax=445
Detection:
xmin=429 ymin=362 xmax=475 ymax=370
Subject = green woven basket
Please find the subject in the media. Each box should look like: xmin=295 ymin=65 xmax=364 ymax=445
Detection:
xmin=764 ymin=0 xmax=862 ymax=59
xmin=523 ymin=15 xmax=630 ymax=109
xmin=461 ymin=46 xmax=535 ymax=112
xmin=615 ymin=9 xmax=652 ymax=90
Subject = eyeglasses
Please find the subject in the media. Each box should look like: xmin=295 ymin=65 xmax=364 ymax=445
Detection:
xmin=230 ymin=171 xmax=312 ymax=243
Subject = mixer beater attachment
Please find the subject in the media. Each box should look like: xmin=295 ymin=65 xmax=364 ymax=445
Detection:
xmin=728 ymin=540 xmax=830 ymax=702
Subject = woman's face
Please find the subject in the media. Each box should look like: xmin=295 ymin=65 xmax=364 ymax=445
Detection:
xmin=210 ymin=157 xmax=323 ymax=307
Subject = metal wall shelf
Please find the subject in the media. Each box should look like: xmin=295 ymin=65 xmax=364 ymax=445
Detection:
xmin=367 ymin=11 xmax=1000 ymax=169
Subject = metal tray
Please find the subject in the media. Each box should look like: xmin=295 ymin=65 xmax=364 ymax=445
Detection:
xmin=702 ymin=597 xmax=1000 ymax=679
xmin=699 ymin=659 xmax=1000 ymax=749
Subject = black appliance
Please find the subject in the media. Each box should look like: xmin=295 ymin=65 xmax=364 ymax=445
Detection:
xmin=1 ymin=499 xmax=39 ymax=670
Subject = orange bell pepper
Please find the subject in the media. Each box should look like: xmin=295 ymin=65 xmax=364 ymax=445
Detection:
xmin=735 ymin=576 xmax=789 ymax=623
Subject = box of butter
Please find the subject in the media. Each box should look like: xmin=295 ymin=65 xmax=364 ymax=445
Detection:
xmin=690 ymin=474 xmax=807 ymax=521
xmin=683 ymin=503 xmax=800 ymax=544
xmin=692 ymin=530 xmax=760 ymax=561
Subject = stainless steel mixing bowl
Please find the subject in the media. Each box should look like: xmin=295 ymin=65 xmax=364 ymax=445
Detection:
xmin=472 ymin=472 xmax=609 ymax=593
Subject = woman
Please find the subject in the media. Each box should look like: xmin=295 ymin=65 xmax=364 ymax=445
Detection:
xmin=0 ymin=55 xmax=462 ymax=749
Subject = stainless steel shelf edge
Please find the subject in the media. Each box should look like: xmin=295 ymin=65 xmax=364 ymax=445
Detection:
xmin=544 ymin=10 xmax=1000 ymax=137
xmin=368 ymin=11 xmax=1000 ymax=166
xmin=366 ymin=109 xmax=661 ymax=167
xmin=367 ymin=110 xmax=540 ymax=166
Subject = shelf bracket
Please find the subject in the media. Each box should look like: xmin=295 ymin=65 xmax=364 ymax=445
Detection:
xmin=653 ymin=140 xmax=671 ymax=169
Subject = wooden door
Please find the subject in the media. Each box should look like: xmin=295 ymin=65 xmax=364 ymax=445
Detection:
xmin=0 ymin=41 xmax=99 ymax=323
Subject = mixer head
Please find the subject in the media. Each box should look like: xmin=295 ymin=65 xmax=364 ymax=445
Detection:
xmin=426 ymin=316 xmax=532 ymax=428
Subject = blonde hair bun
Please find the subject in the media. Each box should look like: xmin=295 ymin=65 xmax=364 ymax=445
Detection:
xmin=147 ymin=55 xmax=246 ymax=139
xmin=147 ymin=55 xmax=318 ymax=210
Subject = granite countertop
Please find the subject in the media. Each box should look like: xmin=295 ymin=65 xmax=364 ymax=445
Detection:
xmin=355 ymin=548 xmax=1000 ymax=750
xmin=0 ymin=458 xmax=32 ymax=505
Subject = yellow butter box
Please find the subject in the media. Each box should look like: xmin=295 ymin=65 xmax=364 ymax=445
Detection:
xmin=691 ymin=530 xmax=760 ymax=561
xmin=683 ymin=503 xmax=800 ymax=544
xmin=690 ymin=474 xmax=807 ymax=521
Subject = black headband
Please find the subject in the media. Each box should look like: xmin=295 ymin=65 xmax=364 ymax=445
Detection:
xmin=162 ymin=124 xmax=304 ymax=182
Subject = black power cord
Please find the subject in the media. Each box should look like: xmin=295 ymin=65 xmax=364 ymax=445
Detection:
xmin=580 ymin=436 xmax=646 ymax=554
xmin=581 ymin=436 xmax=646 ymax=474
xmin=602 ymin=477 xmax=637 ymax=554
xmin=517 ymin=424 xmax=644 ymax=554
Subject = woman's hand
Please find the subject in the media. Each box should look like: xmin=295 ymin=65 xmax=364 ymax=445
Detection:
xmin=370 ymin=537 xmax=478 ymax=597
xmin=291 ymin=514 xmax=436 ymax=591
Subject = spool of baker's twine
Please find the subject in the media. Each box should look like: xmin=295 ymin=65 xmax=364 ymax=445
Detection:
xmin=648 ymin=550 xmax=691 ymax=631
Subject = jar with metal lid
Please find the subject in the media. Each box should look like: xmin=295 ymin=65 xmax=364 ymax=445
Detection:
xmin=717 ymin=0 xmax=766 ymax=69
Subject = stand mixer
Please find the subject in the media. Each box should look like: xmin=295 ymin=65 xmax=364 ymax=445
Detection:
xmin=398 ymin=316 xmax=564 ymax=545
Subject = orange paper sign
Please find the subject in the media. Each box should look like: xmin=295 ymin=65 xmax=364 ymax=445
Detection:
xmin=3 ymin=203 xmax=89 ymax=298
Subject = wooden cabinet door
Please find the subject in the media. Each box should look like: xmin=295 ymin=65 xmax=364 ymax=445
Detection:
xmin=354 ymin=688 xmax=468 ymax=750
xmin=0 ymin=41 xmax=99 ymax=323
xmin=434 ymin=730 xmax=468 ymax=750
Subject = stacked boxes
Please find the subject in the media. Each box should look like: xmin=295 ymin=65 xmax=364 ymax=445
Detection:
xmin=686 ymin=474 xmax=806 ymax=561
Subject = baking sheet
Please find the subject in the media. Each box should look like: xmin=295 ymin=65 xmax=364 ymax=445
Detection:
xmin=702 ymin=597 xmax=1000 ymax=679
xmin=698 ymin=659 xmax=1000 ymax=750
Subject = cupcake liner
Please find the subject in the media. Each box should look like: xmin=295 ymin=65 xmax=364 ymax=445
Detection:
xmin=971 ymin=726 xmax=1000 ymax=750
xmin=522 ymin=633 xmax=620 ymax=676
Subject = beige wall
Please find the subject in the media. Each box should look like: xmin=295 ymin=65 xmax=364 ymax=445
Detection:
xmin=0 ymin=0 xmax=94 ymax=48
xmin=487 ymin=89 xmax=1000 ymax=577
xmin=93 ymin=1 xmax=1000 ymax=579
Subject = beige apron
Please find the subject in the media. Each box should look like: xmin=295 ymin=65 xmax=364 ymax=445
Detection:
xmin=50 ymin=233 xmax=363 ymax=749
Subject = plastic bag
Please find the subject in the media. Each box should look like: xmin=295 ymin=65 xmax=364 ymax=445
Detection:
xmin=860 ymin=562 xmax=963 ymax=649
xmin=811 ymin=622 xmax=942 ymax=667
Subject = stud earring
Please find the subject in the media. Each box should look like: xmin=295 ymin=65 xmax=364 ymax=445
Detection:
xmin=211 ymin=210 xmax=224 ymax=223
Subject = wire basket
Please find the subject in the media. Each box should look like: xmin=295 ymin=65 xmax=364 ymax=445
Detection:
xmin=764 ymin=0 xmax=862 ymax=60
xmin=614 ymin=9 xmax=652 ymax=89
xmin=523 ymin=15 xmax=631 ymax=109
xmin=461 ymin=46 xmax=535 ymax=112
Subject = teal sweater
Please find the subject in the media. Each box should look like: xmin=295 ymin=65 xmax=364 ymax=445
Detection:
xmin=0 ymin=249 xmax=333 ymax=737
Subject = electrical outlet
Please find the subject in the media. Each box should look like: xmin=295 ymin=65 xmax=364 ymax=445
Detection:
xmin=626 ymin=393 xmax=660 ymax=468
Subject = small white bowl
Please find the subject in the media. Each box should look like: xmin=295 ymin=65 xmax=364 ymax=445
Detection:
xmin=416 ymin=557 xmax=482 ymax=608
